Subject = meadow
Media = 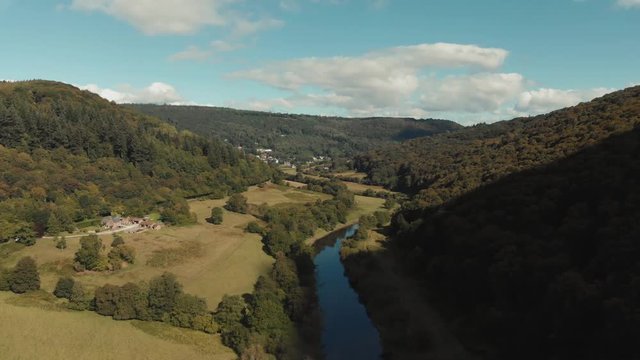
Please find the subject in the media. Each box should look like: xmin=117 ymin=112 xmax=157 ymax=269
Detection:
xmin=0 ymin=292 xmax=235 ymax=360
xmin=0 ymin=183 xmax=331 ymax=359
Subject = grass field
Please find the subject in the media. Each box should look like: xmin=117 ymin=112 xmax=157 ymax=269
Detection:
xmin=0 ymin=183 xmax=380 ymax=359
xmin=0 ymin=184 xmax=330 ymax=309
xmin=0 ymin=292 xmax=235 ymax=360
xmin=0 ymin=184 xmax=332 ymax=359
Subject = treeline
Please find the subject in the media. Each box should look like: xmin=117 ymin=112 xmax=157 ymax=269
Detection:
xmin=387 ymin=128 xmax=640 ymax=355
xmin=355 ymin=86 xmax=640 ymax=204
xmin=0 ymin=254 xmax=217 ymax=333
xmin=0 ymin=81 xmax=275 ymax=244
xmin=130 ymin=103 xmax=461 ymax=164
xmin=216 ymin=187 xmax=357 ymax=358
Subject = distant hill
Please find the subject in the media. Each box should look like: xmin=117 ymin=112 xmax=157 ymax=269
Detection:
xmin=129 ymin=104 xmax=462 ymax=165
xmin=0 ymin=80 xmax=273 ymax=242
xmin=355 ymin=86 xmax=640 ymax=201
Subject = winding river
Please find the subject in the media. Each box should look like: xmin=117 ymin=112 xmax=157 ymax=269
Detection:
xmin=314 ymin=225 xmax=382 ymax=360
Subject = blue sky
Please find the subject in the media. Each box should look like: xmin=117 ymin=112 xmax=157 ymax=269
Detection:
xmin=1 ymin=0 xmax=639 ymax=124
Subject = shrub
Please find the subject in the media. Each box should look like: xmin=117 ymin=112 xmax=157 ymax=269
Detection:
xmin=245 ymin=221 xmax=264 ymax=234
xmin=225 ymin=194 xmax=248 ymax=214
xmin=208 ymin=207 xmax=224 ymax=224
xmin=53 ymin=277 xmax=75 ymax=299
xmin=9 ymin=257 xmax=40 ymax=293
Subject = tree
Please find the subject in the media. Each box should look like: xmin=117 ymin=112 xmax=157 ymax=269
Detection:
xmin=168 ymin=293 xmax=209 ymax=329
xmin=111 ymin=234 xmax=125 ymax=247
xmin=215 ymin=295 xmax=247 ymax=329
xmin=209 ymin=207 xmax=224 ymax=224
xmin=68 ymin=282 xmax=89 ymax=310
xmin=0 ymin=268 xmax=11 ymax=291
xmin=225 ymin=194 xmax=248 ymax=214
xmin=108 ymin=245 xmax=136 ymax=270
xmin=95 ymin=284 xmax=120 ymax=316
xmin=10 ymin=257 xmax=40 ymax=293
xmin=148 ymin=272 xmax=183 ymax=321
xmin=56 ymin=236 xmax=67 ymax=250
xmin=74 ymin=235 xmax=106 ymax=271
xmin=46 ymin=213 xmax=64 ymax=236
xmin=113 ymin=282 xmax=150 ymax=320
xmin=53 ymin=277 xmax=75 ymax=299
xmin=245 ymin=221 xmax=264 ymax=234
xmin=383 ymin=198 xmax=397 ymax=210
xmin=373 ymin=210 xmax=391 ymax=227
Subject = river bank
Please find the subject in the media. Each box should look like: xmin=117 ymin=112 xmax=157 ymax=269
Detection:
xmin=340 ymin=228 xmax=475 ymax=360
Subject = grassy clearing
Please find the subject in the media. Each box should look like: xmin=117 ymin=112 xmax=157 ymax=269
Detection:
xmin=0 ymin=292 xmax=234 ymax=360
xmin=0 ymin=185 xmax=330 ymax=310
xmin=307 ymin=195 xmax=385 ymax=244
xmin=341 ymin=181 xmax=394 ymax=194
xmin=333 ymin=170 xmax=368 ymax=180
xmin=0 ymin=184 xmax=345 ymax=359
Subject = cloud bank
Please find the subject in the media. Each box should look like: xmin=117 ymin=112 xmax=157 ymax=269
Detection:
xmin=230 ymin=42 xmax=614 ymax=123
xmin=79 ymin=82 xmax=186 ymax=104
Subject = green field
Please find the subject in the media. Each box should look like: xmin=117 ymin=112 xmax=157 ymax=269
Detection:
xmin=0 ymin=292 xmax=234 ymax=360
xmin=0 ymin=184 xmax=331 ymax=359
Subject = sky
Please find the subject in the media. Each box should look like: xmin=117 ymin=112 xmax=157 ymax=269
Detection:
xmin=0 ymin=0 xmax=639 ymax=124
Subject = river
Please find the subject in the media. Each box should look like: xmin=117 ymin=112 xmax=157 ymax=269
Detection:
xmin=314 ymin=224 xmax=382 ymax=360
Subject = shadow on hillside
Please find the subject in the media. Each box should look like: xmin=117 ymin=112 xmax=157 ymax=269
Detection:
xmin=346 ymin=125 xmax=640 ymax=360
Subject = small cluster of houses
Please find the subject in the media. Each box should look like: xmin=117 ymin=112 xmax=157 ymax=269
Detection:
xmin=101 ymin=216 xmax=163 ymax=233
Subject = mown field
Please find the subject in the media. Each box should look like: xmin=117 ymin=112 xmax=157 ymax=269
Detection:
xmin=0 ymin=183 xmax=331 ymax=359
xmin=0 ymin=292 xmax=235 ymax=360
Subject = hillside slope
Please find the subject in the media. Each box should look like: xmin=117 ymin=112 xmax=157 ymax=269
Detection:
xmin=130 ymin=104 xmax=462 ymax=164
xmin=0 ymin=80 xmax=273 ymax=241
xmin=355 ymin=87 xmax=640 ymax=202
xmin=351 ymin=86 xmax=640 ymax=359
xmin=392 ymin=125 xmax=640 ymax=360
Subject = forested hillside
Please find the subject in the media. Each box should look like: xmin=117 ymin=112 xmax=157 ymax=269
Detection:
xmin=130 ymin=104 xmax=461 ymax=164
xmin=393 ymin=126 xmax=640 ymax=360
xmin=0 ymin=81 xmax=274 ymax=242
xmin=351 ymin=86 xmax=640 ymax=359
xmin=355 ymin=87 xmax=640 ymax=203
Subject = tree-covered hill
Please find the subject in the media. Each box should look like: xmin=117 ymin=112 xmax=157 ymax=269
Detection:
xmin=355 ymin=86 xmax=640 ymax=203
xmin=0 ymin=80 xmax=274 ymax=242
xmin=392 ymin=125 xmax=640 ymax=360
xmin=349 ymin=86 xmax=640 ymax=358
xmin=129 ymin=104 xmax=462 ymax=164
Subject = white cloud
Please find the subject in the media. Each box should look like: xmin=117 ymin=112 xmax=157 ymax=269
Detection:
xmin=168 ymin=45 xmax=213 ymax=62
xmin=231 ymin=42 xmax=510 ymax=116
xmin=231 ymin=17 xmax=284 ymax=38
xmin=70 ymin=0 xmax=229 ymax=35
xmin=515 ymin=87 xmax=614 ymax=114
xmin=211 ymin=40 xmax=243 ymax=52
xmin=69 ymin=0 xmax=284 ymax=37
xmin=79 ymin=82 xmax=186 ymax=104
xmin=421 ymin=73 xmax=525 ymax=113
xmin=168 ymin=40 xmax=244 ymax=62
xmin=617 ymin=0 xmax=640 ymax=8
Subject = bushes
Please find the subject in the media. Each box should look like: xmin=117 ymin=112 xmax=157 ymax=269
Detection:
xmin=8 ymin=257 xmax=40 ymax=293
xmin=246 ymin=221 xmax=264 ymax=234
xmin=226 ymin=194 xmax=248 ymax=214
xmin=108 ymin=244 xmax=136 ymax=270
xmin=92 ymin=273 xmax=212 ymax=332
xmin=208 ymin=207 xmax=224 ymax=224
xmin=74 ymin=235 xmax=106 ymax=271
xmin=148 ymin=272 xmax=183 ymax=321
xmin=54 ymin=277 xmax=75 ymax=299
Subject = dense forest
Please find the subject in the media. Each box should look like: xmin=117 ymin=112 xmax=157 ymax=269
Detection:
xmin=130 ymin=104 xmax=461 ymax=164
xmin=355 ymin=87 xmax=640 ymax=203
xmin=0 ymin=80 xmax=274 ymax=242
xmin=355 ymin=86 xmax=640 ymax=359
